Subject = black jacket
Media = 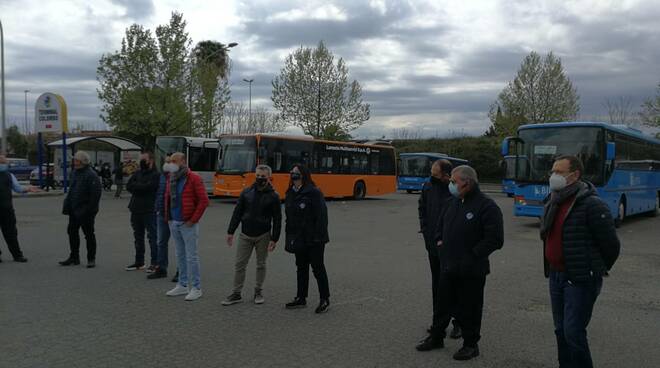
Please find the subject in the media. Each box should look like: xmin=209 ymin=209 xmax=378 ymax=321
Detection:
xmin=127 ymin=167 xmax=160 ymax=214
xmin=435 ymin=186 xmax=504 ymax=276
xmin=541 ymin=181 xmax=620 ymax=283
xmin=63 ymin=166 xmax=102 ymax=219
xmin=0 ymin=172 xmax=15 ymax=210
xmin=285 ymin=184 xmax=329 ymax=249
xmin=418 ymin=180 xmax=452 ymax=254
xmin=228 ymin=184 xmax=282 ymax=242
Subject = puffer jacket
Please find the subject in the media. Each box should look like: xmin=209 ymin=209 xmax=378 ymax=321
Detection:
xmin=62 ymin=166 xmax=102 ymax=219
xmin=284 ymin=184 xmax=329 ymax=249
xmin=541 ymin=181 xmax=620 ymax=283
xmin=164 ymin=170 xmax=209 ymax=223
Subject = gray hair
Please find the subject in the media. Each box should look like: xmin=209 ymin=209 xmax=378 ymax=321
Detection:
xmin=256 ymin=164 xmax=272 ymax=176
xmin=452 ymin=165 xmax=479 ymax=185
xmin=74 ymin=151 xmax=91 ymax=165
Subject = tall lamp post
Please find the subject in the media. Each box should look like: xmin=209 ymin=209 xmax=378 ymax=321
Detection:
xmin=243 ymin=78 xmax=253 ymax=127
xmin=1 ymin=19 xmax=6 ymax=155
xmin=24 ymin=89 xmax=29 ymax=134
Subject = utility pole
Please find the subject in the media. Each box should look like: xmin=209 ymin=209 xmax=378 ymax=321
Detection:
xmin=24 ymin=89 xmax=29 ymax=134
xmin=1 ymin=19 xmax=6 ymax=155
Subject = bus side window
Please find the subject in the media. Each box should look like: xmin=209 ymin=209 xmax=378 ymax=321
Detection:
xmin=370 ymin=152 xmax=380 ymax=175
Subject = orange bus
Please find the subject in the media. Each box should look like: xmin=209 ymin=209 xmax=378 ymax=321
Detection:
xmin=214 ymin=134 xmax=397 ymax=199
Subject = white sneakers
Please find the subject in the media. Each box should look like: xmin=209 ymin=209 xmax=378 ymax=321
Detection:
xmin=166 ymin=285 xmax=203 ymax=301
xmin=185 ymin=288 xmax=203 ymax=301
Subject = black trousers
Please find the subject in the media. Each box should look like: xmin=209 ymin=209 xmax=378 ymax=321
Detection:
xmin=436 ymin=271 xmax=486 ymax=347
xmin=295 ymin=243 xmax=330 ymax=300
xmin=67 ymin=215 xmax=97 ymax=261
xmin=0 ymin=207 xmax=24 ymax=259
xmin=130 ymin=212 xmax=157 ymax=265
xmin=427 ymin=250 xmax=460 ymax=334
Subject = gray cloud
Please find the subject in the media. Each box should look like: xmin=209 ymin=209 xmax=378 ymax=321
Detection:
xmin=112 ymin=0 xmax=155 ymax=20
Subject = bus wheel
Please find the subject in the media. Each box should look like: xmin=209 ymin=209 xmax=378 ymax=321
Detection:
xmin=646 ymin=193 xmax=659 ymax=217
xmin=615 ymin=199 xmax=626 ymax=228
xmin=353 ymin=181 xmax=366 ymax=200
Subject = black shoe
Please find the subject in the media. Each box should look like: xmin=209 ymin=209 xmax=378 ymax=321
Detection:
xmin=147 ymin=269 xmax=167 ymax=279
xmin=416 ymin=334 xmax=444 ymax=351
xmin=315 ymin=299 xmax=330 ymax=314
xmin=125 ymin=263 xmax=145 ymax=271
xmin=285 ymin=297 xmax=307 ymax=309
xmin=13 ymin=256 xmax=28 ymax=263
xmin=87 ymin=261 xmax=96 ymax=268
xmin=171 ymin=270 xmax=179 ymax=283
xmin=221 ymin=293 xmax=243 ymax=306
xmin=450 ymin=323 xmax=462 ymax=339
xmin=453 ymin=346 xmax=479 ymax=361
xmin=59 ymin=257 xmax=80 ymax=266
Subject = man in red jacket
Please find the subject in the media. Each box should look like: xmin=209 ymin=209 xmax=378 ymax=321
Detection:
xmin=163 ymin=152 xmax=209 ymax=301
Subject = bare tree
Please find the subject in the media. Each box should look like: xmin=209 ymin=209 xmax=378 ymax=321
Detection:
xmin=604 ymin=96 xmax=638 ymax=126
xmin=219 ymin=102 xmax=285 ymax=135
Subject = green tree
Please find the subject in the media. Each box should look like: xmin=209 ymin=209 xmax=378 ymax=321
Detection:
xmin=6 ymin=126 xmax=28 ymax=157
xmin=640 ymin=83 xmax=660 ymax=136
xmin=271 ymin=41 xmax=369 ymax=140
xmin=192 ymin=40 xmax=233 ymax=137
xmin=487 ymin=51 xmax=580 ymax=136
xmin=97 ymin=12 xmax=192 ymax=149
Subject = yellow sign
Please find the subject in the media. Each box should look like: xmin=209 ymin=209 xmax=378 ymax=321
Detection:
xmin=35 ymin=92 xmax=68 ymax=133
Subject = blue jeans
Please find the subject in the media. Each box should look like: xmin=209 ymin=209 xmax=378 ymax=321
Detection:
xmin=169 ymin=221 xmax=201 ymax=289
xmin=549 ymin=271 xmax=603 ymax=368
xmin=156 ymin=214 xmax=170 ymax=271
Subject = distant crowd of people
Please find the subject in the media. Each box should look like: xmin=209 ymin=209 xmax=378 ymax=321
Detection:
xmin=0 ymin=151 xmax=620 ymax=366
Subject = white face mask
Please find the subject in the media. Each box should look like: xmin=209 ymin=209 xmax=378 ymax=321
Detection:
xmin=163 ymin=163 xmax=179 ymax=173
xmin=549 ymin=173 xmax=572 ymax=191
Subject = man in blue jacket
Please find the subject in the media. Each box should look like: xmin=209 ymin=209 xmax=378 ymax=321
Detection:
xmin=148 ymin=154 xmax=173 ymax=280
xmin=0 ymin=155 xmax=37 ymax=263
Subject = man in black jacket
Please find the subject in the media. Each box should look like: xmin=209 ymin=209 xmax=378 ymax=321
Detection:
xmin=0 ymin=155 xmax=37 ymax=263
xmin=416 ymin=159 xmax=461 ymax=352
xmin=222 ymin=165 xmax=282 ymax=305
xmin=434 ymin=165 xmax=504 ymax=361
xmin=60 ymin=151 xmax=102 ymax=268
xmin=541 ymin=155 xmax=620 ymax=368
xmin=125 ymin=152 xmax=160 ymax=272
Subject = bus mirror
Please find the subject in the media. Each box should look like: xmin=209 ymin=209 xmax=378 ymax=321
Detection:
xmin=606 ymin=142 xmax=615 ymax=160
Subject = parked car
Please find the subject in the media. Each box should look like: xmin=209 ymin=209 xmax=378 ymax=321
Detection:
xmin=8 ymin=158 xmax=36 ymax=181
xmin=29 ymin=164 xmax=63 ymax=187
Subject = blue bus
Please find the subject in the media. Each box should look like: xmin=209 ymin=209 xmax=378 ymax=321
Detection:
xmin=501 ymin=155 xmax=517 ymax=197
xmin=502 ymin=122 xmax=660 ymax=225
xmin=398 ymin=153 xmax=468 ymax=193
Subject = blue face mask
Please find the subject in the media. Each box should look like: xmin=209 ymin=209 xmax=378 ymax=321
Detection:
xmin=0 ymin=164 xmax=8 ymax=172
xmin=448 ymin=181 xmax=460 ymax=197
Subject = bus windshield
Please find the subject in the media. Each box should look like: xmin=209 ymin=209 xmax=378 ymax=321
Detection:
xmin=217 ymin=136 xmax=257 ymax=174
xmin=399 ymin=155 xmax=432 ymax=177
xmin=156 ymin=137 xmax=187 ymax=168
xmin=517 ymin=127 xmax=604 ymax=184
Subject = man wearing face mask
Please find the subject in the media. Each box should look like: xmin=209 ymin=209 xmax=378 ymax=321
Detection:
xmin=0 ymin=155 xmax=38 ymax=263
xmin=416 ymin=159 xmax=462 ymax=351
xmin=148 ymin=154 xmax=174 ymax=280
xmin=434 ymin=165 xmax=503 ymax=361
xmin=222 ymin=165 xmax=282 ymax=306
xmin=125 ymin=152 xmax=160 ymax=272
xmin=541 ymin=155 xmax=619 ymax=368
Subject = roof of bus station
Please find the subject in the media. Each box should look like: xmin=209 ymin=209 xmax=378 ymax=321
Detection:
xmin=47 ymin=136 xmax=143 ymax=151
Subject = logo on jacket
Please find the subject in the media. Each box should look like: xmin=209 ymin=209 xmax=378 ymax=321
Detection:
xmin=299 ymin=203 xmax=306 ymax=209
xmin=466 ymin=212 xmax=474 ymax=220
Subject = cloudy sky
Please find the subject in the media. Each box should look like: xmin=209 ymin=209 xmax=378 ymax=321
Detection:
xmin=1 ymin=0 xmax=659 ymax=138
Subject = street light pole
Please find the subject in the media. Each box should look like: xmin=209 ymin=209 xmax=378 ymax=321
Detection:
xmin=243 ymin=78 xmax=253 ymax=127
xmin=24 ymin=89 xmax=29 ymax=134
xmin=0 ymin=19 xmax=6 ymax=155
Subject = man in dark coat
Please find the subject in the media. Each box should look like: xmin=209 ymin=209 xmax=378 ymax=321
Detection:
xmin=434 ymin=165 xmax=504 ymax=361
xmin=222 ymin=164 xmax=282 ymax=306
xmin=0 ymin=155 xmax=37 ymax=263
xmin=125 ymin=152 xmax=160 ymax=272
xmin=113 ymin=162 xmax=124 ymax=198
xmin=541 ymin=155 xmax=620 ymax=368
xmin=416 ymin=159 xmax=461 ymax=352
xmin=60 ymin=151 xmax=102 ymax=268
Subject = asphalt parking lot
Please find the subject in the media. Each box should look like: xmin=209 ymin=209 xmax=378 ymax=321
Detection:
xmin=1 ymin=191 xmax=659 ymax=368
